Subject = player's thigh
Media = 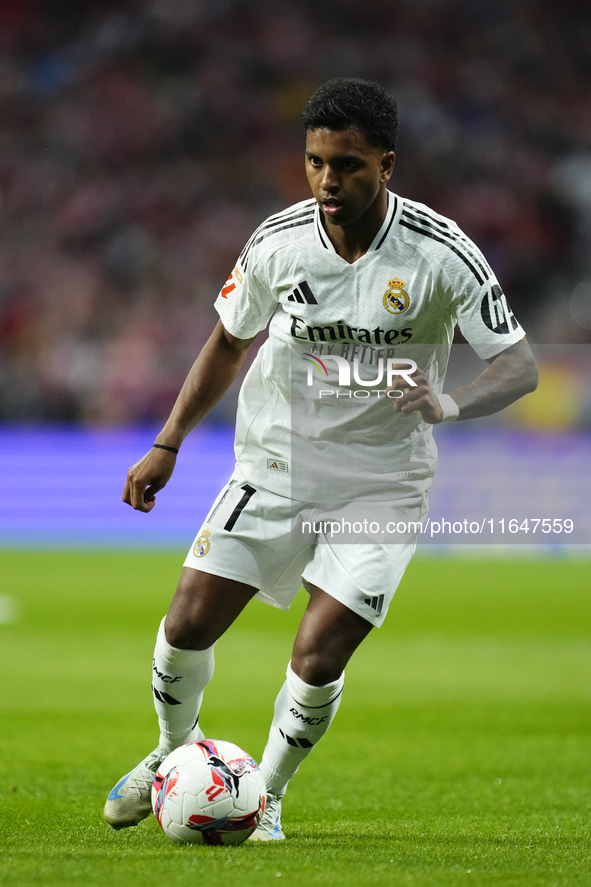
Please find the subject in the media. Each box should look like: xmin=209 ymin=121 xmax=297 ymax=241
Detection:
xmin=165 ymin=567 xmax=259 ymax=651
xmin=291 ymin=582 xmax=374 ymax=685
xmin=302 ymin=539 xmax=416 ymax=629
xmin=184 ymin=471 xmax=317 ymax=622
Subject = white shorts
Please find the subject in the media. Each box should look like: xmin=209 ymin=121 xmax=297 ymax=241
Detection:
xmin=183 ymin=468 xmax=428 ymax=628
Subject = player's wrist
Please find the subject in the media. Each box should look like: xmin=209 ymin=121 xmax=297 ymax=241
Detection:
xmin=436 ymin=394 xmax=460 ymax=423
xmin=152 ymin=443 xmax=179 ymax=455
xmin=153 ymin=425 xmax=185 ymax=453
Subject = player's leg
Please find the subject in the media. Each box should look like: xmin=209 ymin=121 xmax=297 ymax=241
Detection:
xmin=290 ymin=579 xmax=375 ymax=683
xmin=152 ymin=566 xmax=259 ymax=749
xmin=104 ymin=467 xmax=314 ymax=831
xmin=103 ymin=568 xmax=258 ymax=830
xmin=251 ymin=582 xmax=373 ymax=840
xmin=251 ymin=528 xmax=420 ymax=840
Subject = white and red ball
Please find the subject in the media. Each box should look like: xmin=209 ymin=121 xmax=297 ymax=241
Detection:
xmin=151 ymin=739 xmax=266 ymax=846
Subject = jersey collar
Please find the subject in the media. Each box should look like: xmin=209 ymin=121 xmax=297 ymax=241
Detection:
xmin=313 ymin=190 xmax=400 ymax=256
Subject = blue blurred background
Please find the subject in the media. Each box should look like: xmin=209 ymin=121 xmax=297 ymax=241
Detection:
xmin=1 ymin=0 xmax=590 ymax=549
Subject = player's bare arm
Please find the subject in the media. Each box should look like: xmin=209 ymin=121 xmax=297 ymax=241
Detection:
xmin=123 ymin=321 xmax=255 ymax=513
xmin=394 ymin=338 xmax=538 ymax=424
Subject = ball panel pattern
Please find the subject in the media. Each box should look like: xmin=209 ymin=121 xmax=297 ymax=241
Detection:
xmin=151 ymin=739 xmax=266 ymax=846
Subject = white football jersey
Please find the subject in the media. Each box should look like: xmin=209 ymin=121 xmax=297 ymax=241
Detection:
xmin=215 ymin=191 xmax=525 ymax=501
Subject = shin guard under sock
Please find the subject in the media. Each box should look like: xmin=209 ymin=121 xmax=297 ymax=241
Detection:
xmin=152 ymin=617 xmax=215 ymax=753
xmin=259 ymin=662 xmax=344 ymax=798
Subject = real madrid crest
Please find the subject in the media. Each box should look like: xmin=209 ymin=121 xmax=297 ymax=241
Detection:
xmin=193 ymin=528 xmax=211 ymax=558
xmin=383 ymin=277 xmax=410 ymax=314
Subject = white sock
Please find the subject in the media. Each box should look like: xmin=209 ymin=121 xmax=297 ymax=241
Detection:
xmin=259 ymin=662 xmax=344 ymax=798
xmin=152 ymin=617 xmax=215 ymax=754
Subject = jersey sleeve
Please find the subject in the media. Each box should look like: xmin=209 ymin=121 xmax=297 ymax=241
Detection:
xmin=214 ymin=247 xmax=277 ymax=340
xmin=443 ymin=228 xmax=526 ymax=360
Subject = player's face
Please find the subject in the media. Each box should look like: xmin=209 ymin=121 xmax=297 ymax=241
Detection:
xmin=305 ymin=127 xmax=395 ymax=229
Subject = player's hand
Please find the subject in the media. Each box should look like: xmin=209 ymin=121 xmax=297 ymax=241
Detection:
xmin=122 ymin=448 xmax=177 ymax=512
xmin=389 ymin=368 xmax=444 ymax=424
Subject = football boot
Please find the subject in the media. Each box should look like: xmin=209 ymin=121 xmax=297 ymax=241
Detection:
xmin=249 ymin=791 xmax=285 ymax=841
xmin=103 ymin=748 xmax=167 ymax=829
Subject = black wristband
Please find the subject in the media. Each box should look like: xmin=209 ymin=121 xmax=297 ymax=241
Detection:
xmin=152 ymin=443 xmax=179 ymax=455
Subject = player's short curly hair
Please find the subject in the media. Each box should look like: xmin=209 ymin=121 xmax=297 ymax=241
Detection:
xmin=302 ymin=78 xmax=398 ymax=151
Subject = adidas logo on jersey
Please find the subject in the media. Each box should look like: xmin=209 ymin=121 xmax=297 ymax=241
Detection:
xmin=267 ymin=459 xmax=288 ymax=472
xmin=287 ymin=281 xmax=318 ymax=305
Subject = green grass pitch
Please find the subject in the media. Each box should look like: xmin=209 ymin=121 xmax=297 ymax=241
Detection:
xmin=0 ymin=551 xmax=589 ymax=886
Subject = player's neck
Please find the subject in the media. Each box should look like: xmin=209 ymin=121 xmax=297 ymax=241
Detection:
xmin=322 ymin=189 xmax=389 ymax=264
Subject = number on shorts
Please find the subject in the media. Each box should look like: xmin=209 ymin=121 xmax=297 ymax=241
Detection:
xmin=206 ymin=479 xmax=238 ymax=523
xmin=223 ymin=484 xmax=256 ymax=532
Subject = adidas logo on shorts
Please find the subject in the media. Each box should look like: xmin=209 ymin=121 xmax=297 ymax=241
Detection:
xmin=363 ymin=594 xmax=385 ymax=615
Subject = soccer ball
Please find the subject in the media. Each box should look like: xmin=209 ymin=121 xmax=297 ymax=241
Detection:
xmin=151 ymin=739 xmax=266 ymax=845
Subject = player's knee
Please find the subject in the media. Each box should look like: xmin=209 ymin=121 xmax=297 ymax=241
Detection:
xmin=291 ymin=650 xmax=343 ymax=687
xmin=164 ymin=613 xmax=215 ymax=651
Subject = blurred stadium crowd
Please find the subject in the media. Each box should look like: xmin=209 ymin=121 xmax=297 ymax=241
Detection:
xmin=1 ymin=0 xmax=591 ymax=424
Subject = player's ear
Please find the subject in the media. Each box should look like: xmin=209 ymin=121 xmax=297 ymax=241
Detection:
xmin=380 ymin=151 xmax=395 ymax=183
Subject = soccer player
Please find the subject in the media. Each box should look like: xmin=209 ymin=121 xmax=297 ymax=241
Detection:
xmin=103 ymin=78 xmax=537 ymax=840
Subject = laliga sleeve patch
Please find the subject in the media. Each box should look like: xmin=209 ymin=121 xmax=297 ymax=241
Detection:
xmin=221 ymin=266 xmax=243 ymax=299
xmin=481 ymin=284 xmax=518 ymax=334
